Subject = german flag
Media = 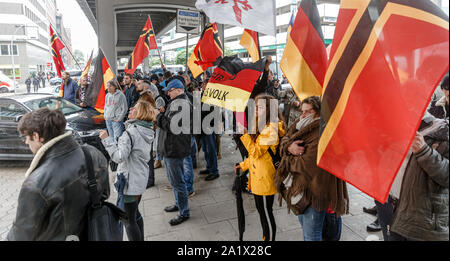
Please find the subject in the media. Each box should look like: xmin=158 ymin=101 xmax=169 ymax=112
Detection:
xmin=125 ymin=16 xmax=158 ymax=75
xmin=188 ymin=23 xmax=224 ymax=78
xmin=202 ymin=56 xmax=266 ymax=112
xmin=318 ymin=0 xmax=449 ymax=203
xmin=280 ymin=0 xmax=327 ymax=101
xmin=78 ymin=50 xmax=93 ymax=85
xmin=240 ymin=29 xmax=260 ymax=62
xmin=87 ymin=49 xmax=115 ymax=113
xmin=50 ymin=25 xmax=65 ymax=80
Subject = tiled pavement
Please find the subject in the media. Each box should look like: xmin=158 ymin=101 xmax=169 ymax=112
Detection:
xmin=0 ymin=135 xmax=382 ymax=241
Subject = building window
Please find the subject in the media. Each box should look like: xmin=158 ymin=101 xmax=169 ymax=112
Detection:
xmin=0 ymin=45 xmax=19 ymax=56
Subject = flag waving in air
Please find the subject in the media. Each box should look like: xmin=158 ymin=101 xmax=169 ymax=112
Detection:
xmin=280 ymin=0 xmax=327 ymax=101
xmin=187 ymin=23 xmax=224 ymax=78
xmin=87 ymin=49 xmax=115 ymax=113
xmin=195 ymin=0 xmax=277 ymax=36
xmin=49 ymin=25 xmax=65 ymax=78
xmin=201 ymin=56 xmax=266 ymax=112
xmin=318 ymin=0 xmax=449 ymax=203
xmin=79 ymin=50 xmax=93 ymax=85
xmin=125 ymin=16 xmax=158 ymax=75
xmin=240 ymin=29 xmax=260 ymax=62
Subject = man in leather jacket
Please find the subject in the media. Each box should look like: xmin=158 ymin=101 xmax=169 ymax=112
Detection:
xmin=7 ymin=108 xmax=110 ymax=241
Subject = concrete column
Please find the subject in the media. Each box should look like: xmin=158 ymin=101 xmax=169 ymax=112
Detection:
xmin=143 ymin=56 xmax=149 ymax=73
xmin=96 ymin=0 xmax=117 ymax=74
xmin=217 ymin=23 xmax=225 ymax=51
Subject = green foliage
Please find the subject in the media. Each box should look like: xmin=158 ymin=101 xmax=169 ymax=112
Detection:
xmin=73 ymin=49 xmax=86 ymax=65
xmin=175 ymin=46 xmax=195 ymax=65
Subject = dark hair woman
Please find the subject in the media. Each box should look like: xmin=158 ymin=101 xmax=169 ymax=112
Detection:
xmin=235 ymin=94 xmax=286 ymax=241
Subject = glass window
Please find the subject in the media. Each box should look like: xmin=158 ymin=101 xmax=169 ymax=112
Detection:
xmin=24 ymin=97 xmax=83 ymax=116
xmin=0 ymin=100 xmax=28 ymax=121
xmin=1 ymin=45 xmax=9 ymax=55
xmin=11 ymin=45 xmax=18 ymax=56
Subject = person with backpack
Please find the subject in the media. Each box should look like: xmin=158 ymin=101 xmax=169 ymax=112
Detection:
xmin=234 ymin=94 xmax=286 ymax=241
xmin=100 ymin=100 xmax=156 ymax=241
xmin=8 ymin=108 xmax=110 ymax=241
xmin=274 ymin=96 xmax=349 ymax=241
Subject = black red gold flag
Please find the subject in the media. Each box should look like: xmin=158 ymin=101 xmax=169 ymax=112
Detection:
xmin=87 ymin=49 xmax=115 ymax=113
xmin=280 ymin=0 xmax=327 ymax=101
xmin=201 ymin=56 xmax=266 ymax=112
xmin=79 ymin=50 xmax=93 ymax=85
xmin=125 ymin=17 xmax=158 ymax=75
xmin=318 ymin=0 xmax=449 ymax=203
xmin=188 ymin=23 xmax=224 ymax=78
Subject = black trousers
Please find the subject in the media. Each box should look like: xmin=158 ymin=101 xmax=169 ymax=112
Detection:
xmin=375 ymin=197 xmax=408 ymax=241
xmin=124 ymin=196 xmax=144 ymax=241
xmin=254 ymin=194 xmax=276 ymax=241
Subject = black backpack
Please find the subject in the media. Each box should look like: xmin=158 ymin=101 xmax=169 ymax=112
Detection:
xmin=268 ymin=146 xmax=282 ymax=169
xmin=81 ymin=146 xmax=128 ymax=241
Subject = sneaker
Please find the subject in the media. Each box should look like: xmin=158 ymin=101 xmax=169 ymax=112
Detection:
xmin=188 ymin=191 xmax=196 ymax=198
xmin=163 ymin=185 xmax=172 ymax=191
xmin=366 ymin=219 xmax=382 ymax=232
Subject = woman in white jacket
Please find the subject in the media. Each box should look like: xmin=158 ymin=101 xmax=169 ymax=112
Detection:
xmin=100 ymin=100 xmax=156 ymax=241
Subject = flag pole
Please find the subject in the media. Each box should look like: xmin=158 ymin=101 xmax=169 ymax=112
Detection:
xmin=148 ymin=15 xmax=164 ymax=66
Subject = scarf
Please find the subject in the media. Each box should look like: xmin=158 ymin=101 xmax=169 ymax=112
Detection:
xmin=274 ymin=120 xmax=349 ymax=216
xmin=296 ymin=114 xmax=319 ymax=131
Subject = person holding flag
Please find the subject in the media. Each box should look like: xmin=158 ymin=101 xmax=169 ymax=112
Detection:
xmin=61 ymin=71 xmax=79 ymax=104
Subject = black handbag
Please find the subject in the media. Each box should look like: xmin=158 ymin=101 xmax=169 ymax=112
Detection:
xmin=81 ymin=146 xmax=128 ymax=241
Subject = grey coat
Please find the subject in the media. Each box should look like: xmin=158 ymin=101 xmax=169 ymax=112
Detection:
xmin=104 ymin=91 xmax=128 ymax=122
xmin=102 ymin=120 xmax=155 ymax=196
xmin=391 ymin=119 xmax=449 ymax=241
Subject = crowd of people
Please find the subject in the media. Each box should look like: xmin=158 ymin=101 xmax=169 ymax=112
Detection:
xmin=6 ymin=55 xmax=449 ymax=242
xmin=25 ymin=72 xmax=52 ymax=94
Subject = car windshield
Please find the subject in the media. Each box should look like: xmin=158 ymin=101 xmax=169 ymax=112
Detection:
xmin=24 ymin=97 xmax=83 ymax=116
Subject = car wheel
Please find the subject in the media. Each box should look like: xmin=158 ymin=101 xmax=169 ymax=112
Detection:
xmin=0 ymin=87 xmax=9 ymax=93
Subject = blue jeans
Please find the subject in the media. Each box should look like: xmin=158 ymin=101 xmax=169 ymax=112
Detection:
xmin=106 ymin=120 xmax=124 ymax=142
xmin=191 ymin=136 xmax=197 ymax=167
xmin=164 ymin=157 xmax=190 ymax=217
xmin=201 ymin=134 xmax=218 ymax=174
xmin=298 ymin=206 xmax=342 ymax=241
xmin=183 ymin=137 xmax=196 ymax=193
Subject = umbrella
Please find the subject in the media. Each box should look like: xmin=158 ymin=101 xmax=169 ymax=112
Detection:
xmin=234 ymin=163 xmax=245 ymax=241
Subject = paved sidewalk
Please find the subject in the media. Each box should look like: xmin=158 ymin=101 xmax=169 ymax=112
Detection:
xmin=0 ymin=135 xmax=382 ymax=241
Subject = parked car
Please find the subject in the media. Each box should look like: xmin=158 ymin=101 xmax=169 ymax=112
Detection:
xmin=0 ymin=81 xmax=11 ymax=93
xmin=0 ymin=93 xmax=108 ymax=161
xmin=50 ymin=77 xmax=63 ymax=86
xmin=0 ymin=71 xmax=18 ymax=93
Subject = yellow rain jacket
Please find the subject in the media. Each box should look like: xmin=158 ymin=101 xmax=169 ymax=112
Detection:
xmin=239 ymin=122 xmax=286 ymax=196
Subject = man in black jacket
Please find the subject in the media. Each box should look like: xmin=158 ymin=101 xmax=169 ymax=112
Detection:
xmin=123 ymin=74 xmax=140 ymax=114
xmin=155 ymin=79 xmax=192 ymax=226
xmin=7 ymin=108 xmax=110 ymax=241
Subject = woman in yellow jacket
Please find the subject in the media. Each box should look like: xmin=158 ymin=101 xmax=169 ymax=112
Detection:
xmin=235 ymin=94 xmax=286 ymax=241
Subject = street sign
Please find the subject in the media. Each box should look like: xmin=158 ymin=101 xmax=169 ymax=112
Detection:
xmin=176 ymin=9 xmax=201 ymax=35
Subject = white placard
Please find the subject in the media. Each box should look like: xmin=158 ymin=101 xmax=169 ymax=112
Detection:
xmin=176 ymin=9 xmax=201 ymax=34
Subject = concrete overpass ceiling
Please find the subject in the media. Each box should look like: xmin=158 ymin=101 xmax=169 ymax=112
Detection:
xmin=116 ymin=11 xmax=177 ymax=48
